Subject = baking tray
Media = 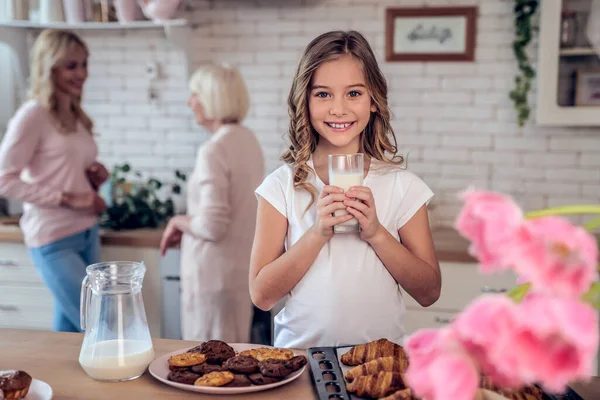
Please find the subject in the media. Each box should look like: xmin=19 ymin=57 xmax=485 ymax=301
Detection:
xmin=306 ymin=345 xmax=585 ymax=400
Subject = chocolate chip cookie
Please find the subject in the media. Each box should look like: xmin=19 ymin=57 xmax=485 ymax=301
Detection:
xmin=168 ymin=365 xmax=190 ymax=373
xmin=286 ymin=355 xmax=308 ymax=372
xmin=194 ymin=371 xmax=234 ymax=387
xmin=168 ymin=352 xmax=206 ymax=367
xmin=259 ymin=355 xmax=308 ymax=378
xmin=225 ymin=356 xmax=259 ymax=374
xmin=197 ymin=340 xmax=236 ymax=364
xmin=224 ymin=374 xmax=252 ymax=387
xmin=239 ymin=347 xmax=294 ymax=362
xmin=247 ymin=372 xmax=282 ymax=385
xmin=167 ymin=370 xmax=201 ymax=385
xmin=191 ymin=363 xmax=226 ymax=376
xmin=259 ymin=359 xmax=294 ymax=378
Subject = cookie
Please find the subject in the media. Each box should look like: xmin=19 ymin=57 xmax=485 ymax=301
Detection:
xmin=168 ymin=365 xmax=190 ymax=372
xmin=224 ymin=374 xmax=252 ymax=387
xmin=239 ymin=347 xmax=294 ymax=362
xmin=225 ymin=356 xmax=260 ymax=374
xmin=167 ymin=370 xmax=201 ymax=385
xmin=191 ymin=363 xmax=226 ymax=376
xmin=168 ymin=352 xmax=207 ymax=367
xmin=286 ymin=355 xmax=308 ymax=372
xmin=194 ymin=371 xmax=234 ymax=387
xmin=197 ymin=340 xmax=236 ymax=364
xmin=259 ymin=359 xmax=294 ymax=378
xmin=187 ymin=344 xmax=204 ymax=353
xmin=247 ymin=372 xmax=282 ymax=385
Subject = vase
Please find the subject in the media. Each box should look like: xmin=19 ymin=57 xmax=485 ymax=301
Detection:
xmin=560 ymin=10 xmax=579 ymax=48
xmin=114 ymin=0 xmax=144 ymax=23
xmin=62 ymin=0 xmax=92 ymax=23
xmin=39 ymin=0 xmax=65 ymax=23
xmin=137 ymin=0 xmax=181 ymax=22
xmin=5 ymin=0 xmax=29 ymax=21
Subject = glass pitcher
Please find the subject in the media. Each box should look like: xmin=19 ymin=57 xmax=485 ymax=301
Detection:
xmin=78 ymin=261 xmax=154 ymax=382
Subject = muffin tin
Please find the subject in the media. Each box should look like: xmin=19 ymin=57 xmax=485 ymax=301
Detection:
xmin=306 ymin=346 xmax=584 ymax=400
xmin=307 ymin=346 xmax=353 ymax=399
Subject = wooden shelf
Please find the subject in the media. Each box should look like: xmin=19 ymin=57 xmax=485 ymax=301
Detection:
xmin=559 ymin=47 xmax=598 ymax=57
xmin=0 ymin=19 xmax=188 ymax=30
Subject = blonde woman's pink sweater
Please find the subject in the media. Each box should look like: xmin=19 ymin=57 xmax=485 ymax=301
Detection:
xmin=0 ymin=100 xmax=99 ymax=247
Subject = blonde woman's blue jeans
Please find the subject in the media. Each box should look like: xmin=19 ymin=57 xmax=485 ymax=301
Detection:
xmin=28 ymin=225 xmax=100 ymax=332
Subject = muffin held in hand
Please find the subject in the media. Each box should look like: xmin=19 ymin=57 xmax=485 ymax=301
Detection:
xmin=0 ymin=370 xmax=32 ymax=400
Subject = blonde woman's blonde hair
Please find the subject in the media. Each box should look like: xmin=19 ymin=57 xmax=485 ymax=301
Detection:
xmin=188 ymin=64 xmax=250 ymax=123
xmin=282 ymin=30 xmax=403 ymax=211
xmin=29 ymin=29 xmax=93 ymax=134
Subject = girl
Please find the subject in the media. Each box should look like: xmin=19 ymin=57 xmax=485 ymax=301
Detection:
xmin=160 ymin=64 xmax=265 ymax=342
xmin=0 ymin=29 xmax=108 ymax=332
xmin=250 ymin=30 xmax=441 ymax=349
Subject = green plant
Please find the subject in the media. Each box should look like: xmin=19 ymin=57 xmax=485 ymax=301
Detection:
xmin=99 ymin=163 xmax=187 ymax=231
xmin=510 ymin=0 xmax=539 ymax=127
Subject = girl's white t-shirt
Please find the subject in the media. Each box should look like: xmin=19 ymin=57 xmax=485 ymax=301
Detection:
xmin=254 ymin=158 xmax=434 ymax=349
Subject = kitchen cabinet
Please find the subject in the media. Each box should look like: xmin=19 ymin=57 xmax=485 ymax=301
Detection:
xmin=536 ymin=0 xmax=600 ymax=126
xmin=0 ymin=242 xmax=53 ymax=330
xmin=403 ymin=261 xmax=516 ymax=334
xmin=0 ymin=241 xmax=163 ymax=338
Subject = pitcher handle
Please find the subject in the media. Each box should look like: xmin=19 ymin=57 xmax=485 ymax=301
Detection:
xmin=80 ymin=275 xmax=91 ymax=331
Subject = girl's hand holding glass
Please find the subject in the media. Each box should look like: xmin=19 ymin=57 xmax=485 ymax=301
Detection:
xmin=311 ymin=185 xmax=354 ymax=239
xmin=343 ymin=186 xmax=383 ymax=242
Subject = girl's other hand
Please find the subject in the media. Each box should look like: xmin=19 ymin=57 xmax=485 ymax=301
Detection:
xmin=344 ymin=186 xmax=383 ymax=242
xmin=310 ymin=185 xmax=353 ymax=239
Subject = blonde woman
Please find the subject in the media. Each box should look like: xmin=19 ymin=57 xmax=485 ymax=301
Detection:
xmin=0 ymin=29 xmax=108 ymax=332
xmin=160 ymin=64 xmax=265 ymax=342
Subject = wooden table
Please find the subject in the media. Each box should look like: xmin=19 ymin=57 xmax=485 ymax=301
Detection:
xmin=0 ymin=329 xmax=318 ymax=400
xmin=1 ymin=329 xmax=599 ymax=399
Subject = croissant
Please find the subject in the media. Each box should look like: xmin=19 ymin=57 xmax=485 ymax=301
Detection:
xmin=340 ymin=338 xmax=407 ymax=366
xmin=346 ymin=372 xmax=407 ymax=398
xmin=344 ymin=356 xmax=409 ymax=382
xmin=379 ymin=388 xmax=416 ymax=400
xmin=479 ymin=376 xmax=543 ymax=400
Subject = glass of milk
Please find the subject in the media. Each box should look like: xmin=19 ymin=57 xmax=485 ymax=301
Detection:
xmin=328 ymin=153 xmax=364 ymax=233
xmin=78 ymin=261 xmax=154 ymax=382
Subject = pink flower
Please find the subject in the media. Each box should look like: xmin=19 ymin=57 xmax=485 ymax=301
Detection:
xmin=452 ymin=296 xmax=525 ymax=389
xmin=455 ymin=190 xmax=524 ymax=272
xmin=512 ymin=217 xmax=598 ymax=298
xmin=404 ymin=328 xmax=449 ymax=366
xmin=405 ymin=329 xmax=479 ymax=400
xmin=509 ymin=294 xmax=599 ymax=393
xmin=450 ymin=294 xmax=599 ymax=394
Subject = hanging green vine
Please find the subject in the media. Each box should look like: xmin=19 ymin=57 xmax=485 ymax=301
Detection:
xmin=510 ymin=0 xmax=539 ymax=127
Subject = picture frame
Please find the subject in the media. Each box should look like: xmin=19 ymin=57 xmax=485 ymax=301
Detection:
xmin=575 ymin=68 xmax=600 ymax=106
xmin=385 ymin=7 xmax=477 ymax=62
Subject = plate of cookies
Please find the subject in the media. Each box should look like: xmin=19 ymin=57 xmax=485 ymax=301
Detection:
xmin=148 ymin=340 xmax=308 ymax=394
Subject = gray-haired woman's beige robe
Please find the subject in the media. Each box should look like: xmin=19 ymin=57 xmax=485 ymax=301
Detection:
xmin=180 ymin=123 xmax=265 ymax=342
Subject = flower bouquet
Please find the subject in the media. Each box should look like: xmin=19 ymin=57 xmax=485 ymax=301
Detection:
xmin=405 ymin=190 xmax=600 ymax=400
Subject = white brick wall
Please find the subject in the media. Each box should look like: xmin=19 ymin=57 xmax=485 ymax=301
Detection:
xmin=75 ymin=0 xmax=599 ymax=228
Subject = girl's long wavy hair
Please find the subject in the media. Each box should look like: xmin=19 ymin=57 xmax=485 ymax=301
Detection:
xmin=281 ymin=30 xmax=402 ymax=211
xmin=29 ymin=29 xmax=94 ymax=134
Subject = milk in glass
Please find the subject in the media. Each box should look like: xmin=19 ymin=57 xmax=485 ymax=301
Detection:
xmin=328 ymin=153 xmax=364 ymax=233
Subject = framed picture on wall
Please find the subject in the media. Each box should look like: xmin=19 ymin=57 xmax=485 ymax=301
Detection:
xmin=575 ymin=69 xmax=600 ymax=106
xmin=385 ymin=7 xmax=477 ymax=62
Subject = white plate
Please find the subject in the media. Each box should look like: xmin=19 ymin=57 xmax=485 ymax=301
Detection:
xmin=25 ymin=379 xmax=53 ymax=400
xmin=148 ymin=343 xmax=306 ymax=395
